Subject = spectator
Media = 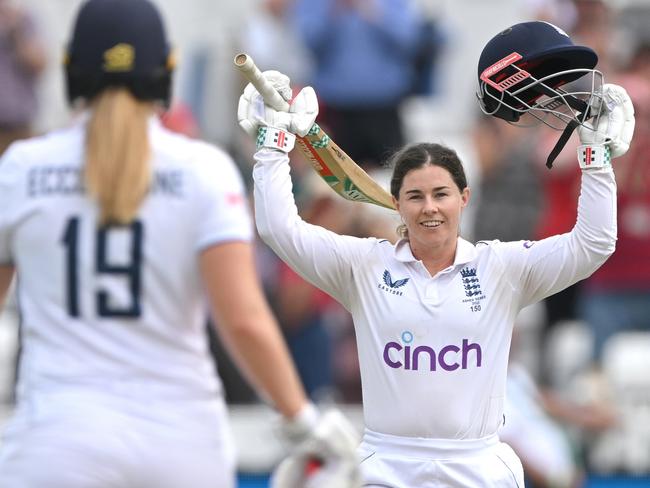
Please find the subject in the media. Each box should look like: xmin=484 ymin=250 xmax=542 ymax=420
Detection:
xmin=471 ymin=115 xmax=543 ymax=243
xmin=240 ymin=0 xmax=313 ymax=87
xmin=291 ymin=0 xmax=420 ymax=169
xmin=0 ymin=0 xmax=46 ymax=155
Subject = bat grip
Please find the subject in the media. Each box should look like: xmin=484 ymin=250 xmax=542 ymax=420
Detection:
xmin=234 ymin=53 xmax=290 ymax=112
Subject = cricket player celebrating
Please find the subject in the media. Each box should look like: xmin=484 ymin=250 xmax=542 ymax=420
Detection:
xmin=238 ymin=21 xmax=635 ymax=487
xmin=0 ymin=1 xmax=360 ymax=487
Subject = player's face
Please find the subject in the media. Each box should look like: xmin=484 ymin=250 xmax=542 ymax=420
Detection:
xmin=395 ymin=164 xmax=470 ymax=253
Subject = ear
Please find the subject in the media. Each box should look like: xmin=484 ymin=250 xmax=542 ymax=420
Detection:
xmin=392 ymin=195 xmax=400 ymax=212
xmin=460 ymin=187 xmax=471 ymax=208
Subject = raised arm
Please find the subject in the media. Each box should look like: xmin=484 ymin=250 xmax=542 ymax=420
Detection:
xmin=238 ymin=70 xmax=372 ymax=308
xmin=499 ymin=84 xmax=634 ymax=308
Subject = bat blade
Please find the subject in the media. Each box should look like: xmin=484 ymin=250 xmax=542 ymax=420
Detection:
xmin=297 ymin=125 xmax=395 ymax=210
xmin=233 ymin=53 xmax=395 ymax=210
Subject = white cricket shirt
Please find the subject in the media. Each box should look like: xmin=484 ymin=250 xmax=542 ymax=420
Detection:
xmin=0 ymin=116 xmax=253 ymax=402
xmin=253 ymin=148 xmax=616 ymax=439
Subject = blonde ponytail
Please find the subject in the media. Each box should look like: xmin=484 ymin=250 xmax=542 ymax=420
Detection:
xmin=85 ymin=88 xmax=153 ymax=226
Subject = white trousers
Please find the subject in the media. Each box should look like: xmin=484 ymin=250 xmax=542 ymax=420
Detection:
xmin=0 ymin=389 xmax=236 ymax=488
xmin=358 ymin=429 xmax=525 ymax=487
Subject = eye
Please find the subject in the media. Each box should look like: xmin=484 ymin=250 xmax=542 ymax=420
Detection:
xmin=407 ymin=194 xmax=422 ymax=200
xmin=435 ymin=192 xmax=448 ymax=198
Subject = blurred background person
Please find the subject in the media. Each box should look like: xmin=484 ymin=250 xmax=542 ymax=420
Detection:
xmin=239 ymin=0 xmax=313 ymax=89
xmin=0 ymin=0 xmax=46 ymax=155
xmin=471 ymin=115 xmax=543 ymax=244
xmin=290 ymin=0 xmax=421 ymax=169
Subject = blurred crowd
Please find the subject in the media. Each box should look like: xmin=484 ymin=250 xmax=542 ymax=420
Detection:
xmin=1 ymin=0 xmax=650 ymax=486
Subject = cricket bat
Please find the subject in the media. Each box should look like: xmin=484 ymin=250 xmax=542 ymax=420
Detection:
xmin=234 ymin=53 xmax=396 ymax=210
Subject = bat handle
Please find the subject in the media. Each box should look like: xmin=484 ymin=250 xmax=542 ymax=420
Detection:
xmin=233 ymin=53 xmax=290 ymax=112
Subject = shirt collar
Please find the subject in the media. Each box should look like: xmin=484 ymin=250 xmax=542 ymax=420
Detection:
xmin=393 ymin=237 xmax=477 ymax=268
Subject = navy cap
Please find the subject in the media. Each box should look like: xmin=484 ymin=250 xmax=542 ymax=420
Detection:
xmin=66 ymin=0 xmax=173 ymax=105
xmin=69 ymin=0 xmax=168 ymax=74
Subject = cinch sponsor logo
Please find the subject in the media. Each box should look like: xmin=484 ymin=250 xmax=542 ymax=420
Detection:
xmin=383 ymin=331 xmax=482 ymax=372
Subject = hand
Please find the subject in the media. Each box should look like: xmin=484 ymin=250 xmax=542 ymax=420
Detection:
xmin=271 ymin=404 xmax=362 ymax=488
xmin=578 ymin=83 xmax=635 ymax=159
xmin=237 ymin=70 xmax=319 ymax=138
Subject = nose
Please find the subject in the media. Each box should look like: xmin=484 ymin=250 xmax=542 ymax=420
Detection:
xmin=422 ymin=195 xmax=438 ymax=213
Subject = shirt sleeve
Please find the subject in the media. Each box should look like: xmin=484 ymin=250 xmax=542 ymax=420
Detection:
xmin=494 ymin=167 xmax=617 ymax=309
xmin=253 ymin=148 xmax=373 ymax=309
xmin=194 ymin=144 xmax=254 ymax=251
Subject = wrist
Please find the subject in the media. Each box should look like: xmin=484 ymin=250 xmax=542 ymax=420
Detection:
xmin=577 ymin=144 xmax=611 ymax=170
xmin=282 ymin=402 xmax=319 ymax=443
xmin=257 ymin=126 xmax=296 ymax=153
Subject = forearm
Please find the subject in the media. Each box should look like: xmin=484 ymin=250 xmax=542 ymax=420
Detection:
xmin=216 ymin=306 xmax=307 ymax=418
xmin=200 ymin=242 xmax=307 ymax=418
xmin=571 ymin=167 xmax=617 ymax=261
xmin=253 ymin=148 xmax=300 ymax=262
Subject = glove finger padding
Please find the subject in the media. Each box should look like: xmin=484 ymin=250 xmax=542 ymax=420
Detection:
xmin=604 ymin=84 xmax=635 ymax=158
xmin=238 ymin=86 xmax=288 ymax=137
xmin=289 ymin=86 xmax=319 ymax=137
xmin=306 ymin=410 xmax=360 ymax=458
xmin=237 ymin=71 xmax=291 ymax=137
xmin=258 ymin=70 xmax=292 ymax=102
xmin=237 ymin=72 xmax=319 ymax=139
xmin=237 ymin=88 xmax=264 ymax=137
xmin=578 ymin=83 xmax=636 ymax=159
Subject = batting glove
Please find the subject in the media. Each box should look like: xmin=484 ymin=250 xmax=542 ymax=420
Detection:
xmin=271 ymin=403 xmax=362 ymax=488
xmin=237 ymin=70 xmax=319 ymax=140
xmin=577 ymin=83 xmax=635 ymax=169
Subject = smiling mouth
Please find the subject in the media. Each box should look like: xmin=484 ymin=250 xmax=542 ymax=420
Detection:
xmin=420 ymin=220 xmax=443 ymax=228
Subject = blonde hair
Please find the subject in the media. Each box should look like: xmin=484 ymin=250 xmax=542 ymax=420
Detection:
xmin=85 ymin=88 xmax=153 ymax=225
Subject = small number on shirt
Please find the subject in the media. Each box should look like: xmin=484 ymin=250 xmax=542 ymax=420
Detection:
xmin=470 ymin=304 xmax=481 ymax=312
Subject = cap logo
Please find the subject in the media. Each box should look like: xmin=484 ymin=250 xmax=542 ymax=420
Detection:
xmin=540 ymin=21 xmax=569 ymax=38
xmin=103 ymin=43 xmax=135 ymax=72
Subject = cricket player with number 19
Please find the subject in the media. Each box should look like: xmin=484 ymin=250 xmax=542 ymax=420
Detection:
xmin=0 ymin=1 xmax=361 ymax=487
xmin=238 ymin=21 xmax=636 ymax=487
